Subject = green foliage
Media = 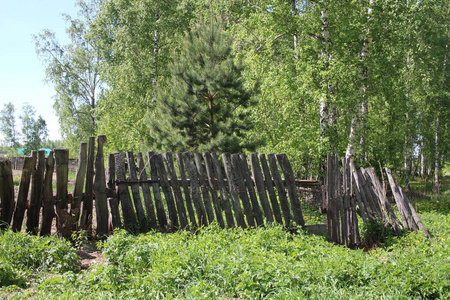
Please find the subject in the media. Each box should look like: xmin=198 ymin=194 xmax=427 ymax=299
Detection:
xmin=0 ymin=102 xmax=19 ymax=148
xmin=19 ymin=103 xmax=48 ymax=154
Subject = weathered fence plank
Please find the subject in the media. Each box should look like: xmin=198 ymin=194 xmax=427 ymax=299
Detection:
xmin=183 ymin=152 xmax=207 ymax=226
xmin=164 ymin=152 xmax=188 ymax=229
xmin=148 ymin=152 xmax=168 ymax=231
xmin=81 ymin=137 xmax=95 ymax=231
xmin=11 ymin=156 xmax=34 ymax=232
xmin=268 ymin=154 xmax=291 ymax=227
xmin=71 ymin=142 xmax=87 ymax=231
xmin=0 ymin=161 xmax=15 ymax=229
xmin=94 ymin=135 xmax=109 ymax=236
xmin=176 ymin=153 xmax=197 ymax=227
xmin=107 ymin=153 xmax=121 ymax=230
xmin=240 ymin=154 xmax=264 ymax=227
xmin=127 ymin=151 xmax=148 ymax=232
xmin=27 ymin=150 xmax=45 ymax=235
xmin=222 ymin=153 xmax=246 ymax=228
xmin=210 ymin=153 xmax=235 ymax=228
xmin=40 ymin=151 xmax=55 ymax=236
xmin=231 ymin=154 xmax=255 ymax=227
xmin=249 ymin=153 xmax=273 ymax=224
xmin=194 ymin=153 xmax=215 ymax=224
xmin=55 ymin=149 xmax=71 ymax=238
xmin=115 ymin=152 xmax=138 ymax=232
xmin=202 ymin=152 xmax=225 ymax=228
xmin=259 ymin=154 xmax=282 ymax=224
xmin=137 ymin=153 xmax=157 ymax=230
xmin=155 ymin=154 xmax=179 ymax=230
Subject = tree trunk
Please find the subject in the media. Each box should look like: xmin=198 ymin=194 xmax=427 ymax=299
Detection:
xmin=434 ymin=114 xmax=440 ymax=194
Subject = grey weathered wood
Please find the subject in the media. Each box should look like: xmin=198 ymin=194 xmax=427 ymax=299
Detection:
xmin=239 ymin=154 xmax=263 ymax=226
xmin=176 ymin=153 xmax=197 ymax=227
xmin=54 ymin=149 xmax=71 ymax=238
xmin=361 ymin=169 xmax=384 ymax=220
xmin=349 ymin=163 xmax=369 ymax=224
xmin=0 ymin=161 xmax=15 ymax=229
xmin=114 ymin=152 xmax=138 ymax=232
xmin=137 ymin=152 xmax=157 ymax=229
xmin=81 ymin=136 xmax=95 ymax=230
xmin=182 ymin=152 xmax=207 ymax=226
xmin=276 ymin=153 xmax=305 ymax=227
xmin=155 ymin=154 xmax=178 ymax=230
xmin=71 ymin=142 xmax=87 ymax=231
xmin=268 ymin=154 xmax=291 ymax=227
xmin=259 ymin=154 xmax=282 ymax=224
xmin=341 ymin=158 xmax=350 ymax=246
xmin=222 ymin=153 xmax=246 ymax=228
xmin=210 ymin=153 xmax=235 ymax=228
xmin=107 ymin=153 xmax=121 ymax=230
xmin=94 ymin=135 xmax=109 ymax=236
xmin=249 ymin=153 xmax=273 ymax=223
xmin=231 ymin=154 xmax=254 ymax=227
xmin=127 ymin=151 xmax=148 ymax=233
xmin=326 ymin=154 xmax=339 ymax=243
xmin=202 ymin=152 xmax=225 ymax=228
xmin=365 ymin=168 xmax=402 ymax=235
xmin=27 ymin=150 xmax=45 ymax=235
xmin=40 ymin=152 xmax=55 ymax=236
xmin=385 ymin=168 xmax=430 ymax=238
xmin=164 ymin=152 xmax=188 ymax=229
xmin=11 ymin=156 xmax=34 ymax=231
xmin=194 ymin=153 xmax=215 ymax=224
xmin=148 ymin=152 xmax=168 ymax=231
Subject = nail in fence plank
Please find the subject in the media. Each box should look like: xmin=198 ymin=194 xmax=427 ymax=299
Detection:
xmin=11 ymin=156 xmax=34 ymax=231
xmin=107 ymin=153 xmax=121 ymax=230
xmin=239 ymin=154 xmax=263 ymax=227
xmin=71 ymin=142 xmax=87 ymax=231
xmin=127 ymin=151 xmax=148 ymax=233
xmin=94 ymin=135 xmax=109 ymax=236
xmin=0 ymin=161 xmax=15 ymax=229
xmin=210 ymin=153 xmax=234 ymax=228
xmin=249 ymin=153 xmax=273 ymax=224
xmin=231 ymin=154 xmax=254 ymax=227
xmin=114 ymin=152 xmax=138 ymax=232
xmin=276 ymin=153 xmax=305 ymax=227
xmin=148 ymin=152 xmax=168 ymax=231
xmin=40 ymin=151 xmax=55 ymax=236
xmin=27 ymin=150 xmax=45 ymax=235
xmin=222 ymin=153 xmax=246 ymax=228
xmin=155 ymin=153 xmax=179 ymax=230
xmin=163 ymin=152 xmax=188 ymax=229
xmin=137 ymin=153 xmax=157 ymax=230
xmin=268 ymin=154 xmax=291 ymax=227
xmin=259 ymin=154 xmax=282 ymax=224
xmin=176 ymin=153 xmax=197 ymax=227
xmin=81 ymin=136 xmax=95 ymax=230
xmin=183 ymin=152 xmax=207 ymax=226
xmin=54 ymin=149 xmax=71 ymax=238
xmin=194 ymin=153 xmax=215 ymax=224
xmin=202 ymin=152 xmax=225 ymax=228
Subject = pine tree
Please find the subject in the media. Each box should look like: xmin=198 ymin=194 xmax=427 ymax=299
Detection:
xmin=149 ymin=19 xmax=259 ymax=153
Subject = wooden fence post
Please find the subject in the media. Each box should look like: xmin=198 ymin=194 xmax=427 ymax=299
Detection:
xmin=71 ymin=142 xmax=87 ymax=231
xmin=0 ymin=161 xmax=15 ymax=229
xmin=27 ymin=150 xmax=45 ymax=235
xmin=55 ymin=149 xmax=71 ymax=238
xmin=80 ymin=136 xmax=95 ymax=231
xmin=94 ymin=135 xmax=109 ymax=236
xmin=11 ymin=156 xmax=34 ymax=231
xmin=40 ymin=151 xmax=55 ymax=236
xmin=107 ymin=153 xmax=121 ymax=230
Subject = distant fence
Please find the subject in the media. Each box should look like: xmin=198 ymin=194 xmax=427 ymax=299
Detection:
xmin=9 ymin=156 xmax=78 ymax=172
xmin=0 ymin=136 xmax=320 ymax=238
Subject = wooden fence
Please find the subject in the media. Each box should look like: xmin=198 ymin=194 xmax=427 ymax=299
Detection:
xmin=0 ymin=136 xmax=319 ymax=238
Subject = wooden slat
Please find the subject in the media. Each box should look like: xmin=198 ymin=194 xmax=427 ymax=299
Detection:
xmin=194 ymin=153 xmax=215 ymax=224
xmin=27 ymin=150 xmax=45 ymax=235
xmin=182 ymin=152 xmax=207 ymax=226
xmin=231 ymin=154 xmax=254 ymax=227
xmin=94 ymin=135 xmax=109 ymax=236
xmin=81 ymin=136 xmax=95 ymax=230
xmin=276 ymin=153 xmax=305 ymax=227
xmin=155 ymin=154 xmax=179 ymax=230
xmin=259 ymin=154 xmax=282 ymax=224
xmin=268 ymin=154 xmax=291 ymax=227
xmin=137 ymin=153 xmax=157 ymax=230
xmin=127 ymin=151 xmax=148 ymax=233
xmin=239 ymin=154 xmax=263 ymax=226
xmin=54 ymin=149 xmax=71 ymax=238
xmin=11 ymin=156 xmax=34 ymax=231
xmin=202 ymin=152 xmax=225 ymax=228
xmin=107 ymin=153 xmax=121 ymax=230
xmin=250 ymin=153 xmax=273 ymax=223
xmin=222 ymin=153 xmax=246 ymax=228
xmin=0 ymin=161 xmax=15 ymax=229
xmin=148 ymin=152 xmax=168 ymax=231
xmin=163 ymin=152 xmax=188 ymax=229
xmin=40 ymin=151 xmax=55 ymax=236
xmin=71 ymin=142 xmax=87 ymax=231
xmin=210 ymin=153 xmax=234 ymax=228
xmin=176 ymin=153 xmax=197 ymax=227
xmin=114 ymin=152 xmax=138 ymax=232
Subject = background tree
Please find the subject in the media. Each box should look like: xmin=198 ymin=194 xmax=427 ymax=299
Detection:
xmin=0 ymin=102 xmax=19 ymax=148
xmin=20 ymin=104 xmax=48 ymax=154
xmin=149 ymin=19 xmax=259 ymax=153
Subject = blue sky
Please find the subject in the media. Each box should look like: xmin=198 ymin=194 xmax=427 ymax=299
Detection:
xmin=0 ymin=0 xmax=80 ymax=141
